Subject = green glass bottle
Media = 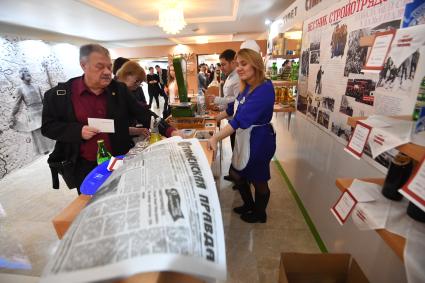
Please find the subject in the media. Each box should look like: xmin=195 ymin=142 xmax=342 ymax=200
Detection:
xmin=96 ymin=139 xmax=112 ymax=165
xmin=271 ymin=62 xmax=278 ymax=80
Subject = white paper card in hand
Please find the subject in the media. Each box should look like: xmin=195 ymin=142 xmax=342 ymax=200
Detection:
xmin=348 ymin=179 xmax=378 ymax=203
xmin=88 ymin=118 xmax=115 ymax=133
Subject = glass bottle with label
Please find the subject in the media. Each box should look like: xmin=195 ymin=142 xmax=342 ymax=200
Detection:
xmin=381 ymin=153 xmax=413 ymax=201
xmin=149 ymin=117 xmax=162 ymax=144
xmin=96 ymin=139 xmax=112 ymax=165
xmin=271 ymin=62 xmax=278 ymax=81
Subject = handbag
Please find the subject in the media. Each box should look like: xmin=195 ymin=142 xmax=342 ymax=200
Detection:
xmin=48 ymin=158 xmax=77 ymax=190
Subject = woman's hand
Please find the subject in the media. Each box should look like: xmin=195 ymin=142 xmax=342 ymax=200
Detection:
xmin=208 ymin=135 xmax=218 ymax=152
xmin=129 ymin=127 xmax=150 ymax=137
xmin=171 ymin=130 xmax=183 ymax=137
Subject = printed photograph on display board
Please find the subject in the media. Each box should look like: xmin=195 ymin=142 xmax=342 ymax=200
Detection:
xmin=339 ymin=95 xmax=354 ymax=116
xmin=330 ymin=24 xmax=348 ymax=59
xmin=322 ymin=96 xmax=335 ymax=111
xmin=345 ymin=78 xmax=377 ymax=106
xmin=307 ymin=104 xmax=318 ymax=121
xmin=301 ymin=50 xmax=310 ymax=76
xmin=331 ymin=114 xmax=352 ymax=142
xmin=317 ymin=110 xmax=330 ymax=129
xmin=376 ymin=50 xmax=420 ymax=92
xmin=0 ymin=36 xmax=80 ymax=179
xmin=295 ymin=0 xmax=425 ymax=172
xmin=309 ymin=41 xmax=321 ymax=64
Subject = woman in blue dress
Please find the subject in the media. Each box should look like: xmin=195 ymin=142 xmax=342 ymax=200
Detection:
xmin=208 ymin=48 xmax=276 ymax=223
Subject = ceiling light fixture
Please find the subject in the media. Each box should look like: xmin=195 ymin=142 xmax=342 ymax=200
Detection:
xmin=158 ymin=0 xmax=186 ymax=35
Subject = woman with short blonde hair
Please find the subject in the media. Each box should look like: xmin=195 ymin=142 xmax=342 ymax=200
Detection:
xmin=208 ymin=48 xmax=276 ymax=223
xmin=116 ymin=61 xmax=146 ymax=92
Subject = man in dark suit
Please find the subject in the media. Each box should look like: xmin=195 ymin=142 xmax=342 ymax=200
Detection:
xmin=42 ymin=44 xmax=177 ymax=194
xmin=155 ymin=65 xmax=168 ymax=110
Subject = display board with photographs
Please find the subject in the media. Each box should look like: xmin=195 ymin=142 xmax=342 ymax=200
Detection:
xmin=296 ymin=0 xmax=425 ymax=171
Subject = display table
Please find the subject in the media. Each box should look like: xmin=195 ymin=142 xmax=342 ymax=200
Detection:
xmin=335 ymin=178 xmax=406 ymax=261
xmin=346 ymin=116 xmax=425 ymax=162
xmin=273 ymin=104 xmax=295 ymax=130
xmin=51 ymin=140 xmax=214 ymax=283
xmin=52 ymin=140 xmax=213 ymax=239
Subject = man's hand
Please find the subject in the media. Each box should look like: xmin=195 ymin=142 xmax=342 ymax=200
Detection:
xmin=81 ymin=126 xmax=99 ymax=140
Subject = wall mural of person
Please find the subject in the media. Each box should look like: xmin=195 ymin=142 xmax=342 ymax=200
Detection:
xmin=9 ymin=67 xmax=54 ymax=155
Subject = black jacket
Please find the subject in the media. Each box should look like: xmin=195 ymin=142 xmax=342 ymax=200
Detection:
xmin=42 ymin=77 xmax=169 ymax=165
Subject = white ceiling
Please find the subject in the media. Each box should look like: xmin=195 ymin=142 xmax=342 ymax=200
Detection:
xmin=0 ymin=0 xmax=294 ymax=47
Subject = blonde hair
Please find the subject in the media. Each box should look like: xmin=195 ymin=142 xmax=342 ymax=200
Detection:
xmin=167 ymin=65 xmax=175 ymax=85
xmin=236 ymin=48 xmax=265 ymax=93
xmin=116 ymin=61 xmax=146 ymax=82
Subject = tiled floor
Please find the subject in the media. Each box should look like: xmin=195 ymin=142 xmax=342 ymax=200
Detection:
xmin=0 ymin=111 xmax=319 ymax=283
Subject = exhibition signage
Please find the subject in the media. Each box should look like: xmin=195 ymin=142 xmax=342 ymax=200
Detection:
xmin=400 ymin=156 xmax=425 ymax=212
xmin=297 ymin=0 xmax=425 ymax=170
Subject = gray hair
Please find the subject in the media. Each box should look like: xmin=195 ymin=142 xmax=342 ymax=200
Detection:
xmin=79 ymin=44 xmax=110 ymax=63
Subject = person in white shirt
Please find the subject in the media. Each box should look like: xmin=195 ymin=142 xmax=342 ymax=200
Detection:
xmin=209 ymin=49 xmax=240 ymax=183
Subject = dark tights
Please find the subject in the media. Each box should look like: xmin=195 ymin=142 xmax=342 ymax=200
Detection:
xmin=229 ymin=167 xmax=270 ymax=199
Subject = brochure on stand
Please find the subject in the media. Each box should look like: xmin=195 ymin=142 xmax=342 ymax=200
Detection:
xmin=400 ymin=156 xmax=425 ymax=212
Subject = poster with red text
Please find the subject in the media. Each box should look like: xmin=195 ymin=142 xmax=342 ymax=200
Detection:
xmin=297 ymin=0 xmax=425 ymax=171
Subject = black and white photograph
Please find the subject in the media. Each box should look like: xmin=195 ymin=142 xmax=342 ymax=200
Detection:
xmin=343 ymin=28 xmax=369 ymax=76
xmin=339 ymin=95 xmax=354 ymax=116
xmin=317 ymin=110 xmax=330 ymax=129
xmin=345 ymin=78 xmax=376 ymax=106
xmin=344 ymin=20 xmax=401 ymax=77
xmin=307 ymin=104 xmax=318 ymax=120
xmin=301 ymin=49 xmax=310 ymax=76
xmin=314 ymin=66 xmax=324 ymax=94
xmin=331 ymin=121 xmax=352 ymax=142
xmin=322 ymin=96 xmax=335 ymax=111
xmin=297 ymin=94 xmax=308 ymax=114
xmin=377 ymin=51 xmax=420 ymax=92
xmin=309 ymin=41 xmax=320 ymax=64
xmin=330 ymin=24 xmax=348 ymax=58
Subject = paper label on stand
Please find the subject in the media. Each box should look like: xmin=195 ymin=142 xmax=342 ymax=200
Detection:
xmin=363 ymin=30 xmax=395 ymax=71
xmin=331 ymin=190 xmax=358 ymax=225
xmin=400 ymin=157 xmax=425 ymax=212
xmin=344 ymin=121 xmax=372 ymax=159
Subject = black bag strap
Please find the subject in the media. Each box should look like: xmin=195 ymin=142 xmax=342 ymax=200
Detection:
xmin=49 ymin=165 xmax=60 ymax=190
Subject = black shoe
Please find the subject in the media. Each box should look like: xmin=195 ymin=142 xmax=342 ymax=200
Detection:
xmin=233 ymin=205 xmax=253 ymax=215
xmin=223 ymin=175 xmax=233 ymax=182
xmin=240 ymin=211 xmax=267 ymax=223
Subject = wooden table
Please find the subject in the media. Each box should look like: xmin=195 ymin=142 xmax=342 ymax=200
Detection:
xmin=273 ymin=104 xmax=296 ymax=130
xmin=346 ymin=116 xmax=425 ymax=162
xmin=52 ymin=140 xmax=215 ymax=283
xmin=335 ymin=178 xmax=406 ymax=261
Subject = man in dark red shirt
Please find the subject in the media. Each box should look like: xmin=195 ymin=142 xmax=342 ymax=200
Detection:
xmin=42 ymin=44 xmax=177 ymax=194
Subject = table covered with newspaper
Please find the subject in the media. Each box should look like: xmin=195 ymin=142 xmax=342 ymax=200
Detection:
xmin=41 ymin=137 xmax=226 ymax=283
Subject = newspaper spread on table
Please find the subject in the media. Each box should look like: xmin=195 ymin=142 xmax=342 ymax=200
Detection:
xmin=41 ymin=137 xmax=226 ymax=283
